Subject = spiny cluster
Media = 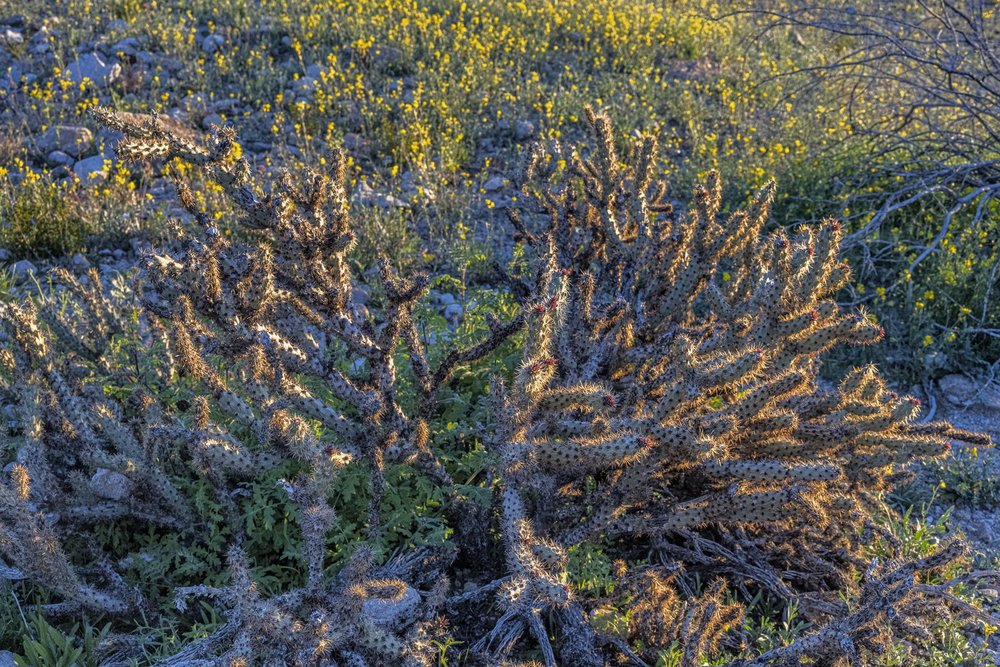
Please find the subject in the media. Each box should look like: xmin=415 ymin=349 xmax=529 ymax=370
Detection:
xmin=0 ymin=107 xmax=524 ymax=666
xmin=0 ymin=105 xmax=994 ymax=667
xmin=473 ymin=107 xmax=991 ymax=665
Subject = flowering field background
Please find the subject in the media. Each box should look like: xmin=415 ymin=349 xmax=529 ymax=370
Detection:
xmin=1 ymin=0 xmax=999 ymax=664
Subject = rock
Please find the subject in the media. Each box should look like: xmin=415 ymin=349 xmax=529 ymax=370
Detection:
xmin=362 ymin=585 xmax=420 ymax=628
xmin=70 ymin=253 xmax=91 ymax=272
xmin=45 ymin=150 xmax=75 ymax=167
xmin=514 ymin=120 xmax=536 ymax=141
xmin=291 ymin=76 xmax=317 ymax=96
xmin=444 ymin=303 xmax=464 ymax=324
xmin=0 ymin=649 xmax=17 ymax=667
xmin=11 ymin=260 xmax=38 ymax=284
xmin=342 ymin=132 xmax=364 ymax=151
xmin=106 ymin=19 xmax=128 ymax=32
xmin=939 ymin=374 xmax=1000 ymax=410
xmin=0 ymin=248 xmax=9 ymax=262
xmin=73 ymin=155 xmax=109 ymax=184
xmin=353 ymin=182 xmax=409 ymax=209
xmin=0 ymin=15 xmax=25 ymax=27
xmin=67 ymin=52 xmax=122 ymax=87
xmin=37 ymin=125 xmax=93 ymax=158
xmin=201 ymin=113 xmax=224 ymax=129
xmin=372 ymin=44 xmax=404 ymax=67
xmin=89 ymin=469 xmax=130 ymax=501
xmin=0 ymin=28 xmax=22 ymax=45
xmin=210 ymin=98 xmax=240 ymax=113
xmin=436 ymin=292 xmax=456 ymax=306
xmin=483 ymin=176 xmax=505 ymax=192
xmin=111 ymin=37 xmax=140 ymax=56
xmin=201 ymin=33 xmax=225 ymax=53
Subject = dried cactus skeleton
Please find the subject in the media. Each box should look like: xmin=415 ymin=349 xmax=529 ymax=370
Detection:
xmin=0 ymin=105 xmax=995 ymax=666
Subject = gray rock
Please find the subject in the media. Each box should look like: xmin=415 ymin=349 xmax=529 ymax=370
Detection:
xmin=37 ymin=125 xmax=93 ymax=158
xmin=372 ymin=44 xmax=404 ymax=66
xmin=362 ymin=585 xmax=420 ymax=628
xmin=71 ymin=253 xmax=91 ymax=272
xmin=46 ymin=150 xmax=75 ymax=166
xmin=483 ymin=176 xmax=505 ymax=192
xmin=210 ymin=98 xmax=241 ymax=113
xmin=292 ymin=76 xmax=317 ymax=96
xmin=28 ymin=32 xmax=50 ymax=55
xmin=67 ymin=52 xmax=122 ymax=87
xmin=111 ymin=37 xmax=140 ymax=56
xmin=0 ymin=28 xmax=22 ymax=45
xmin=0 ymin=248 xmax=9 ymax=262
xmin=201 ymin=113 xmax=224 ymax=129
xmin=436 ymin=292 xmax=456 ymax=306
xmin=201 ymin=34 xmax=225 ymax=53
xmin=342 ymin=132 xmax=365 ymax=151
xmin=11 ymin=260 xmax=38 ymax=284
xmin=0 ymin=649 xmax=16 ymax=667
xmin=352 ymin=182 xmax=408 ymax=209
xmin=89 ymin=469 xmax=130 ymax=501
xmin=939 ymin=374 xmax=1000 ymax=410
xmin=73 ymin=155 xmax=109 ymax=184
xmin=0 ymin=15 xmax=25 ymax=27
xmin=305 ymin=63 xmax=326 ymax=78
xmin=514 ymin=120 xmax=536 ymax=141
xmin=444 ymin=303 xmax=464 ymax=324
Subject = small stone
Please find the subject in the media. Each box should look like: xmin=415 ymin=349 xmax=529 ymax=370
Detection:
xmin=11 ymin=260 xmax=38 ymax=285
xmin=514 ymin=120 xmax=536 ymax=141
xmin=201 ymin=34 xmax=225 ymax=53
xmin=0 ymin=28 xmax=23 ymax=45
xmin=483 ymin=176 xmax=505 ymax=192
xmin=291 ymin=76 xmax=317 ymax=95
xmin=201 ymin=113 xmax=224 ymax=129
xmin=89 ymin=469 xmax=130 ymax=501
xmin=111 ymin=37 xmax=140 ymax=56
xmin=939 ymin=374 xmax=1000 ymax=410
xmin=444 ymin=303 xmax=464 ymax=324
xmin=0 ymin=650 xmax=17 ymax=667
xmin=342 ymin=132 xmax=364 ymax=151
xmin=372 ymin=44 xmax=404 ymax=67
xmin=352 ymin=182 xmax=409 ymax=209
xmin=362 ymin=585 xmax=420 ymax=629
xmin=70 ymin=253 xmax=91 ymax=272
xmin=46 ymin=150 xmax=75 ymax=167
xmin=37 ymin=125 xmax=93 ymax=158
xmin=73 ymin=155 xmax=110 ymax=184
xmin=67 ymin=52 xmax=122 ymax=88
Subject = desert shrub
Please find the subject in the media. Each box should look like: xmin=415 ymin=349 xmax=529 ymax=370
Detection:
xmin=0 ymin=106 xmax=996 ymax=666
xmin=741 ymin=0 xmax=1000 ymax=381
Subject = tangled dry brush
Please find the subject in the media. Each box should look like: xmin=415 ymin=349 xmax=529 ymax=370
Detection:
xmin=0 ymin=105 xmax=995 ymax=666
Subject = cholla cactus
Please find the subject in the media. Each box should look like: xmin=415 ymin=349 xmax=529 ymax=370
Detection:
xmin=56 ymin=106 xmax=518 ymax=663
xmin=470 ymin=107 xmax=993 ymax=665
xmin=0 ymin=276 xmax=180 ymax=615
xmin=90 ymin=106 xmax=521 ymax=535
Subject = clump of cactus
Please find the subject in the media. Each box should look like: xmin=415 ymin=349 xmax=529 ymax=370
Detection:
xmin=467 ymin=107 xmax=993 ymax=665
xmin=0 ymin=105 xmax=994 ymax=666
